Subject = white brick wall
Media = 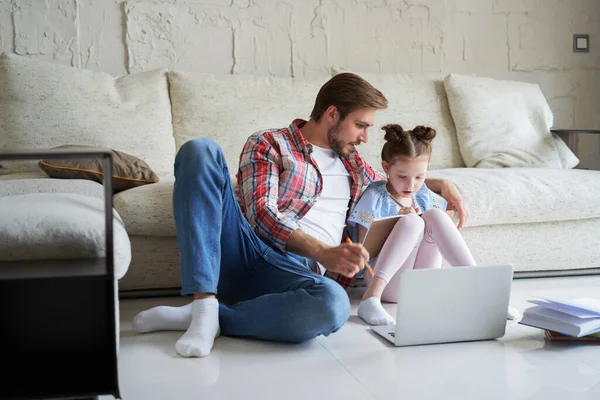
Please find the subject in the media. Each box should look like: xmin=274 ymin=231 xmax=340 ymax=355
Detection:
xmin=1 ymin=0 xmax=599 ymax=131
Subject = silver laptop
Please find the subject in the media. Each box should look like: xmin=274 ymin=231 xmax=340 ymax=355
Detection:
xmin=371 ymin=264 xmax=513 ymax=346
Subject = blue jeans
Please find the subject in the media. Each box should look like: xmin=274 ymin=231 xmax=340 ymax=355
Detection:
xmin=173 ymin=139 xmax=351 ymax=343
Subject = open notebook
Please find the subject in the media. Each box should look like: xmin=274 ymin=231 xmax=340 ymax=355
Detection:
xmin=361 ymin=211 xmax=457 ymax=259
xmin=361 ymin=215 xmax=403 ymax=258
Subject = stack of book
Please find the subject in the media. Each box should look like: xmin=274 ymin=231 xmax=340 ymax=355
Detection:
xmin=519 ymin=297 xmax=600 ymax=342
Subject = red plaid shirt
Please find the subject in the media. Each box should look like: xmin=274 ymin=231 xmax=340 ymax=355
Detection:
xmin=236 ymin=119 xmax=384 ymax=289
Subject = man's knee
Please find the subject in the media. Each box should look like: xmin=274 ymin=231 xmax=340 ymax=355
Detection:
xmin=313 ymin=278 xmax=351 ymax=334
xmin=176 ymin=138 xmax=224 ymax=169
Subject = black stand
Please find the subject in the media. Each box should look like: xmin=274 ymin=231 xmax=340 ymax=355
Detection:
xmin=0 ymin=149 xmax=120 ymax=400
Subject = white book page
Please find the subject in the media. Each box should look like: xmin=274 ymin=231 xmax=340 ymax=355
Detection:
xmin=527 ymin=299 xmax=600 ymax=319
xmin=527 ymin=297 xmax=600 ymax=317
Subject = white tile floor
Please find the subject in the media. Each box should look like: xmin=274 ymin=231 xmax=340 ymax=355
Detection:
xmin=108 ymin=276 xmax=600 ymax=400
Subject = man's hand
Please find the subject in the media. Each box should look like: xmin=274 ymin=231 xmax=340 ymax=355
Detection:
xmin=286 ymin=229 xmax=369 ymax=277
xmin=315 ymin=243 xmax=370 ymax=278
xmin=439 ymin=181 xmax=468 ymax=229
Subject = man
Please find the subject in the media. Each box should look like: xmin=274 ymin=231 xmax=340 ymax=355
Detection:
xmin=133 ymin=73 xmax=467 ymax=358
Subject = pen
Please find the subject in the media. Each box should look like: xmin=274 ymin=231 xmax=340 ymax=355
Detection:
xmin=345 ymin=237 xmax=374 ymax=277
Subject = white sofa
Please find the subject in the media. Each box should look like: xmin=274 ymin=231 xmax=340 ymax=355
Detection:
xmin=1 ymin=53 xmax=599 ymax=294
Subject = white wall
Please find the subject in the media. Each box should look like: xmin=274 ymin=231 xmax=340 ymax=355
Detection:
xmin=1 ymin=0 xmax=599 ymax=132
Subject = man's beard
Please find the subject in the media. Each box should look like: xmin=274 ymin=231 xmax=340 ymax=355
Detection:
xmin=327 ymin=121 xmax=351 ymax=157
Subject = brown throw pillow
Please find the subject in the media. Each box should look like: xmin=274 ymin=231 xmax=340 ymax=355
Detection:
xmin=38 ymin=145 xmax=159 ymax=193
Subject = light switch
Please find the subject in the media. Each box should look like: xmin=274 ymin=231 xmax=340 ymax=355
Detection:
xmin=573 ymin=34 xmax=590 ymax=52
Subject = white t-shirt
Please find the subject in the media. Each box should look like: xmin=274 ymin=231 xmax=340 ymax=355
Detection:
xmin=297 ymin=145 xmax=351 ymax=274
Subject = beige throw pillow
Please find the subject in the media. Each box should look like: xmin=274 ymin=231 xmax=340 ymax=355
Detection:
xmin=443 ymin=73 xmax=579 ymax=169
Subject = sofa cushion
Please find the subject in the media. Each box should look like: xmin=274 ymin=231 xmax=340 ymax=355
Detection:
xmin=114 ymin=181 xmax=176 ymax=237
xmin=168 ymin=71 xmax=331 ymax=175
xmin=428 ymin=168 xmax=600 ymax=227
xmin=443 ymin=73 xmax=579 ymax=169
xmin=0 ymin=172 xmax=49 ymax=181
xmin=0 ymin=173 xmax=104 ymax=199
xmin=38 ymin=145 xmax=160 ymax=193
xmin=461 ymin=219 xmax=600 ymax=273
xmin=0 ymin=53 xmax=175 ymax=178
xmin=331 ymin=69 xmax=465 ymax=170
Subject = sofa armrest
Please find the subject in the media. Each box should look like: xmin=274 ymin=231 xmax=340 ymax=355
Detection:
xmin=551 ymin=129 xmax=600 ymax=149
xmin=551 ymin=129 xmax=600 ymax=170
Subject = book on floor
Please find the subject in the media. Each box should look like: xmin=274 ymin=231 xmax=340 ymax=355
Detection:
xmin=544 ymin=330 xmax=600 ymax=342
xmin=519 ymin=297 xmax=600 ymax=337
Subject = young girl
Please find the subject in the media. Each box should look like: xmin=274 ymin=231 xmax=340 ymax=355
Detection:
xmin=348 ymin=124 xmax=519 ymax=326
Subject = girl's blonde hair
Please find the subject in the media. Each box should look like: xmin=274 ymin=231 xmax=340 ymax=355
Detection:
xmin=381 ymin=124 xmax=437 ymax=163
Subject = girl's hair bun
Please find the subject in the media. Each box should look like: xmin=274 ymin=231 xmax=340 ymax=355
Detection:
xmin=411 ymin=125 xmax=436 ymax=143
xmin=382 ymin=124 xmax=405 ymax=144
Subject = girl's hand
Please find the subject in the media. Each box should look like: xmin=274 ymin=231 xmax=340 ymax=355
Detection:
xmin=398 ymin=207 xmax=419 ymax=215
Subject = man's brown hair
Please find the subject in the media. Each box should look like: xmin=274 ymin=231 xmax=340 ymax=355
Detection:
xmin=310 ymin=73 xmax=388 ymax=122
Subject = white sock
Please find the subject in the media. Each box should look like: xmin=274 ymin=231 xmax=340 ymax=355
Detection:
xmin=507 ymin=305 xmax=520 ymax=320
xmin=176 ymin=298 xmax=220 ymax=358
xmin=133 ymin=303 xmax=192 ymax=333
xmin=358 ymin=297 xmax=396 ymax=326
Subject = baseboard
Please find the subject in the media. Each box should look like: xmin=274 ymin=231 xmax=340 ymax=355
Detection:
xmin=119 ymin=287 xmax=182 ymax=299
xmin=118 ymin=268 xmax=600 ymax=298
xmin=514 ymin=268 xmax=600 ymax=279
